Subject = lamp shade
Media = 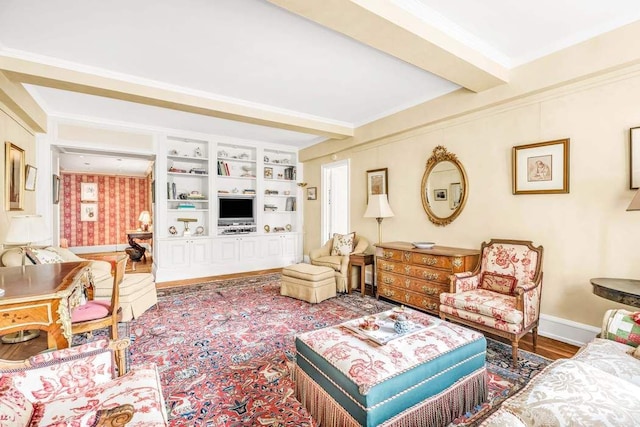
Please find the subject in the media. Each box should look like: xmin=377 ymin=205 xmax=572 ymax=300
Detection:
xmin=138 ymin=211 xmax=151 ymax=223
xmin=364 ymin=194 xmax=395 ymax=218
xmin=4 ymin=215 xmax=50 ymax=245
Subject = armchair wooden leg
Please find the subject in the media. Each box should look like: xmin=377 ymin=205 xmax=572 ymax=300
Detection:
xmin=532 ymin=326 xmax=539 ymax=352
xmin=511 ymin=340 xmax=519 ymax=367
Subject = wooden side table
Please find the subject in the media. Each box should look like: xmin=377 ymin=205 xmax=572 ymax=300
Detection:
xmin=349 ymin=253 xmax=375 ymax=297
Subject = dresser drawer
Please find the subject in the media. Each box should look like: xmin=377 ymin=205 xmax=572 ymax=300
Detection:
xmin=405 ymin=264 xmax=450 ymax=284
xmin=378 ymin=284 xmax=440 ymax=313
xmin=409 ymin=253 xmax=452 ymax=269
xmin=377 ymin=258 xmax=402 ymax=273
xmin=377 ymin=271 xmax=446 ymax=296
xmin=376 ymin=247 xmax=407 ymax=262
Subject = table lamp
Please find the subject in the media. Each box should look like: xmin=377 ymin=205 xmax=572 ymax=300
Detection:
xmin=2 ymin=214 xmax=50 ymax=343
xmin=627 ymin=189 xmax=640 ymax=211
xmin=138 ymin=211 xmax=151 ymax=231
xmin=364 ymin=194 xmax=395 ymax=245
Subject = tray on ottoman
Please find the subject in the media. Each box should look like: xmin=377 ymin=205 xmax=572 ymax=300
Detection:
xmin=295 ymin=311 xmax=487 ymax=427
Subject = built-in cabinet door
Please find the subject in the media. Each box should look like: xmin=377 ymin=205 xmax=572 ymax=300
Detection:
xmin=213 ymin=238 xmax=239 ymax=264
xmin=238 ymin=237 xmax=259 ymax=260
xmin=159 ymin=239 xmax=190 ymax=269
xmin=190 ymin=239 xmax=213 ymax=266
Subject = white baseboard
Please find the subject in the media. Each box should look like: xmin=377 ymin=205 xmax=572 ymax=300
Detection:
xmin=538 ymin=313 xmax=599 ymax=347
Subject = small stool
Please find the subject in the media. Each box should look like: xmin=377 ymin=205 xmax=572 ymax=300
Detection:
xmin=281 ymin=264 xmax=336 ymax=303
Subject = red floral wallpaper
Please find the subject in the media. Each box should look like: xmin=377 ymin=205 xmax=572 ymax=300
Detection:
xmin=61 ymin=174 xmax=151 ymax=248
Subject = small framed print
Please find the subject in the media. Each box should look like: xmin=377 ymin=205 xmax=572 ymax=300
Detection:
xmin=366 ymin=168 xmax=388 ymax=203
xmin=512 ymin=138 xmax=570 ymax=194
xmin=264 ymin=167 xmax=273 ymax=179
xmin=307 ymin=187 xmax=317 ymax=200
xmin=434 ymin=189 xmax=447 ymax=201
xmin=80 ymin=203 xmax=98 ymax=221
xmin=81 ymin=182 xmax=98 ymax=201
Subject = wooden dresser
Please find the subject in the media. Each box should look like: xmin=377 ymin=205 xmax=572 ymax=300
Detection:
xmin=375 ymin=242 xmax=480 ymax=315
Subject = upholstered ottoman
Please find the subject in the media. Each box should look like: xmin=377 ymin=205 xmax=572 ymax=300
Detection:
xmin=95 ymin=273 xmax=157 ymax=322
xmin=281 ymin=264 xmax=336 ymax=303
xmin=295 ymin=310 xmax=487 ymax=427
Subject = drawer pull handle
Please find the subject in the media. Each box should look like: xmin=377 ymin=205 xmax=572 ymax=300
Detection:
xmin=383 ymin=277 xmax=395 ymax=285
xmin=383 ymin=251 xmax=394 ymax=259
xmin=383 ymin=264 xmax=395 ymax=271
xmin=421 ymin=257 xmax=438 ymax=266
xmin=422 ymin=272 xmax=439 ymax=280
xmin=421 ymin=286 xmax=438 ymax=295
xmin=383 ymin=289 xmax=396 ymax=297
xmin=422 ymin=301 xmax=438 ymax=311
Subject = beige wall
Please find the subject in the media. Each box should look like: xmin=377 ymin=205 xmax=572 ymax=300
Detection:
xmin=302 ymin=68 xmax=640 ymax=329
xmin=0 ymin=101 xmax=37 ymax=242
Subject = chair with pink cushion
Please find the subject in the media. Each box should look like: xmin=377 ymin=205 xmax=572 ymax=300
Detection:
xmin=71 ymin=254 xmax=126 ymax=372
xmin=439 ymin=239 xmax=544 ymax=366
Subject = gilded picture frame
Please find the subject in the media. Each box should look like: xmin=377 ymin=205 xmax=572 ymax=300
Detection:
xmin=5 ymin=142 xmax=25 ymax=211
xmin=631 ymin=126 xmax=640 ymax=189
xmin=366 ymin=168 xmax=388 ymax=203
xmin=512 ymin=139 xmax=570 ymax=194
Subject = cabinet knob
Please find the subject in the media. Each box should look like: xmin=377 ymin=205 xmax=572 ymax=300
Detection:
xmin=421 ymin=257 xmax=438 ymax=266
xmin=422 ymin=272 xmax=439 ymax=280
xmin=382 ymin=264 xmax=395 ymax=271
xmin=383 ymin=289 xmax=395 ymax=297
xmin=382 ymin=276 xmax=395 ymax=285
xmin=383 ymin=251 xmax=394 ymax=258
xmin=421 ymin=286 xmax=438 ymax=295
xmin=422 ymin=301 xmax=438 ymax=311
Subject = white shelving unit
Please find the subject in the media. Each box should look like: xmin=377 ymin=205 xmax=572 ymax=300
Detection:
xmin=154 ymin=134 xmax=303 ymax=282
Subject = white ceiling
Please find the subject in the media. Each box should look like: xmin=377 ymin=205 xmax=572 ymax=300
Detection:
xmin=2 ymin=0 xmax=640 ymax=174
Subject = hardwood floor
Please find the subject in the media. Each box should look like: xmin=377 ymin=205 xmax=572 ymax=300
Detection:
xmin=0 ymin=252 xmax=580 ymax=361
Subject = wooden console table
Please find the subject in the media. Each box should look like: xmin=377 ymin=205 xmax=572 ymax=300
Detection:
xmin=375 ymin=242 xmax=479 ymax=315
xmin=590 ymin=277 xmax=640 ymax=307
xmin=349 ymin=253 xmax=375 ymax=297
xmin=0 ymin=262 xmax=91 ymax=350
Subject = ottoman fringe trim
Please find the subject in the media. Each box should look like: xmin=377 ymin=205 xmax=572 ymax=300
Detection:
xmin=295 ymin=365 xmax=360 ymax=427
xmin=295 ymin=365 xmax=487 ymax=427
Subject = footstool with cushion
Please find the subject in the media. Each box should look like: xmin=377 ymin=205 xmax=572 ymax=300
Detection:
xmin=281 ymin=263 xmax=336 ymax=303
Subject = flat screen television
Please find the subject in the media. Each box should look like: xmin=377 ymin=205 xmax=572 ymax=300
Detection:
xmin=218 ymin=197 xmax=254 ymax=223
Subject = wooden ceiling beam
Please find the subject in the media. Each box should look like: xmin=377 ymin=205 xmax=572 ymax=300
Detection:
xmin=0 ymin=55 xmax=353 ymax=140
xmin=268 ymin=0 xmax=509 ymax=92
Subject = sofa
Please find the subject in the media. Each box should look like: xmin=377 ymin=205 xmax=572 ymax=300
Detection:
xmin=1 ymin=246 xmax=158 ymax=322
xmin=0 ymin=338 xmax=168 ymax=426
xmin=481 ymin=308 xmax=640 ymax=426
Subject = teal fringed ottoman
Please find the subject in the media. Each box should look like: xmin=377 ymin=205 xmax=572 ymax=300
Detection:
xmin=294 ymin=310 xmax=487 ymax=427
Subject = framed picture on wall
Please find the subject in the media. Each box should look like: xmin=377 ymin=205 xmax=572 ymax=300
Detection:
xmin=25 ymin=165 xmax=37 ymax=191
xmin=512 ymin=138 xmax=570 ymax=194
xmin=631 ymin=127 xmax=640 ymax=189
xmin=81 ymin=182 xmax=98 ymax=201
xmin=366 ymin=168 xmax=388 ymax=203
xmin=307 ymin=187 xmax=317 ymax=200
xmin=5 ymin=142 xmax=25 ymax=211
xmin=80 ymin=203 xmax=98 ymax=221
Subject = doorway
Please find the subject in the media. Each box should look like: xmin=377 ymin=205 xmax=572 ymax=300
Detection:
xmin=321 ymin=159 xmax=350 ymax=242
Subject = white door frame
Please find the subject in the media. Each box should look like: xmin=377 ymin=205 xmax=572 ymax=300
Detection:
xmin=321 ymin=159 xmax=350 ymax=243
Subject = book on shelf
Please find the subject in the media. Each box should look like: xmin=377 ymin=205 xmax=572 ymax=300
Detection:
xmin=285 ymin=197 xmax=296 ymax=211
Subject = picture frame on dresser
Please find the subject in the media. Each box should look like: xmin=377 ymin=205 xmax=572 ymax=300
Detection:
xmin=631 ymin=127 xmax=640 ymax=189
xmin=366 ymin=168 xmax=388 ymax=203
xmin=512 ymin=138 xmax=570 ymax=194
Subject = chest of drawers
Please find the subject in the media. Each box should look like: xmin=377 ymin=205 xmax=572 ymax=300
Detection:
xmin=375 ymin=242 xmax=479 ymax=315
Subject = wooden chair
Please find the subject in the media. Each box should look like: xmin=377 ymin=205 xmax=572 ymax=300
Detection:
xmin=71 ymin=254 xmax=127 ymax=372
xmin=439 ymin=239 xmax=544 ymax=366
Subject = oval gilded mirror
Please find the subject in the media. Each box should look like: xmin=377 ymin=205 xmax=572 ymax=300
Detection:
xmin=420 ymin=146 xmax=468 ymax=226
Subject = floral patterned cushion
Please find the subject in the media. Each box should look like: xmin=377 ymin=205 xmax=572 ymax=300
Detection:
xmin=0 ymin=376 xmax=33 ymax=426
xmin=480 ymin=243 xmax=539 ymax=287
xmin=330 ymin=232 xmax=355 ymax=256
xmin=29 ymin=364 xmax=167 ymax=426
xmin=479 ymin=272 xmax=517 ymax=295
xmin=440 ymin=289 xmax=524 ymax=325
xmin=24 ymin=248 xmax=64 ymax=265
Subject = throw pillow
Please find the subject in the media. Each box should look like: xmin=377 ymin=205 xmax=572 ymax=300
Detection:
xmin=330 ymin=232 xmax=355 ymax=256
xmin=25 ymin=248 xmax=64 ymax=265
xmin=602 ymin=309 xmax=640 ymax=348
xmin=0 ymin=375 xmax=34 ymax=426
xmin=479 ymin=272 xmax=518 ymax=295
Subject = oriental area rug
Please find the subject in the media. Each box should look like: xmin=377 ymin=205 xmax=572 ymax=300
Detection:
xmin=121 ymin=274 xmax=550 ymax=426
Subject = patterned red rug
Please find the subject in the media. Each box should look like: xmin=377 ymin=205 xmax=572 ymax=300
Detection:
xmin=125 ymin=274 xmax=550 ymax=426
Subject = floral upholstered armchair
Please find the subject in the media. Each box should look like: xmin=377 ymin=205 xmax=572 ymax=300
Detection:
xmin=0 ymin=338 xmax=168 ymax=426
xmin=439 ymin=239 xmax=544 ymax=366
xmin=310 ymin=233 xmax=370 ymax=293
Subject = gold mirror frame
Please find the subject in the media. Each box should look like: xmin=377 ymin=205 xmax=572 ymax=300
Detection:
xmin=420 ymin=146 xmax=468 ymax=226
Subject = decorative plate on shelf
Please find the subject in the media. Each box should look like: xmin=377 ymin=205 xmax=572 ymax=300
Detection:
xmin=412 ymin=242 xmax=435 ymax=249
xmin=264 ymin=225 xmax=270 ymax=233
xmin=285 ymin=224 xmax=292 ymax=232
